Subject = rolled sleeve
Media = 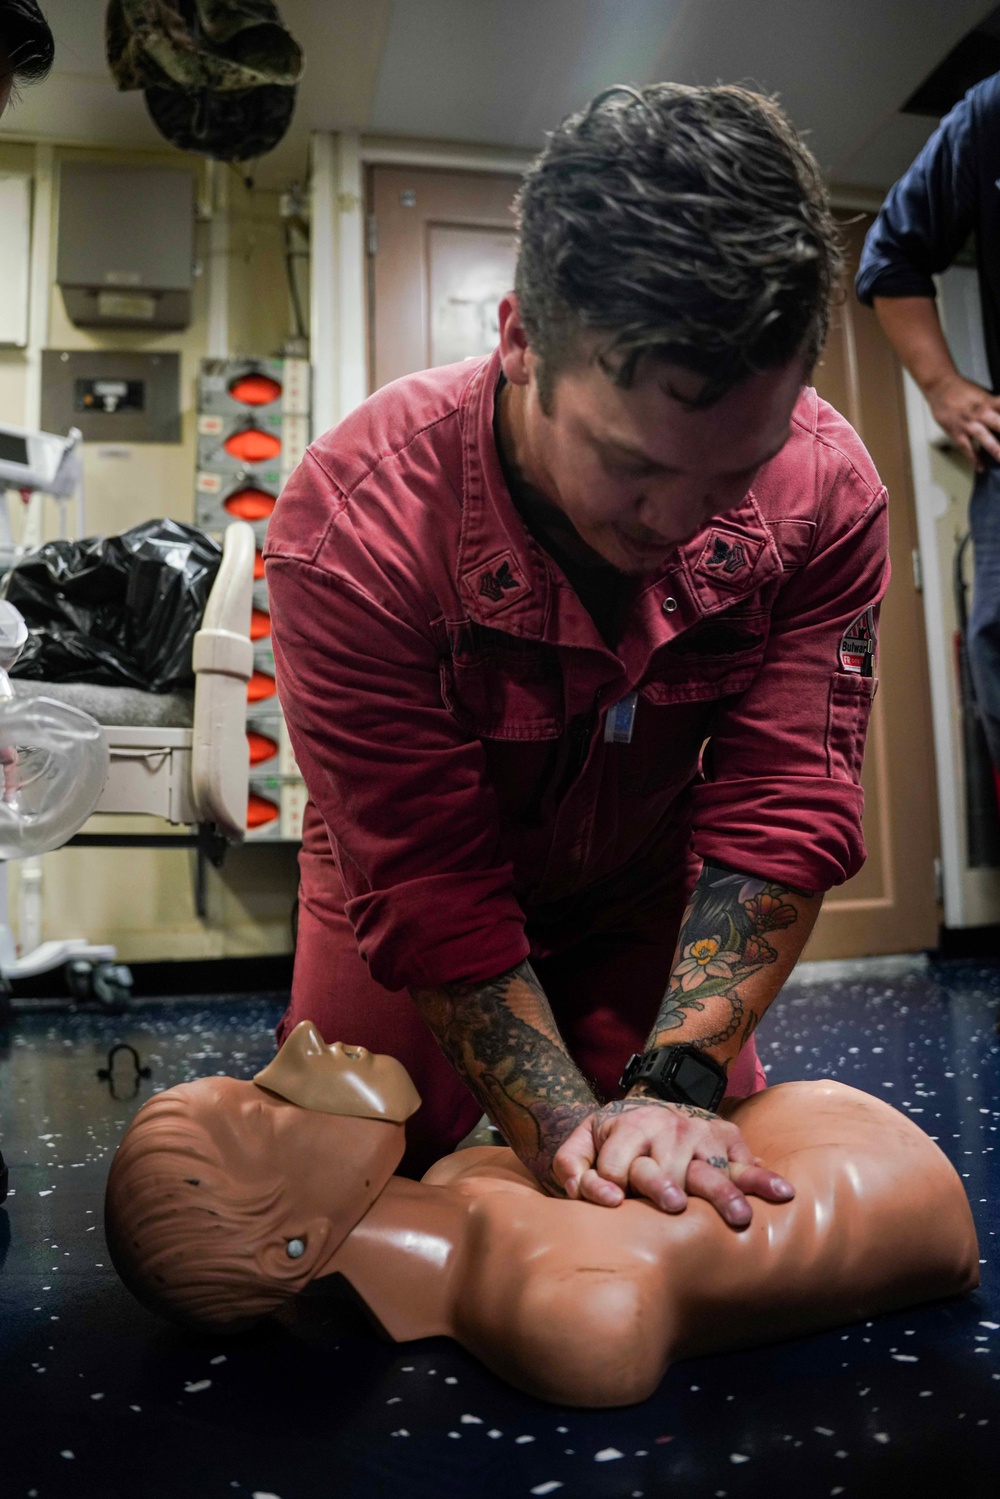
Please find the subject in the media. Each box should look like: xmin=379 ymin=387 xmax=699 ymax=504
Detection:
xmin=856 ymin=91 xmax=978 ymax=307
xmin=691 ymin=462 xmax=890 ymax=892
xmin=266 ymin=547 xmax=529 ymax=993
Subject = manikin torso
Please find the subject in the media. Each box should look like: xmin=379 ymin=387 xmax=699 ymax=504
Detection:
xmin=327 ymin=1081 xmax=978 ymax=1406
xmin=105 ymin=1025 xmax=979 ymax=1409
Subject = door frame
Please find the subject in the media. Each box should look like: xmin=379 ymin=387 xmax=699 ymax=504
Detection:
xmin=308 ymin=131 xmax=535 ymax=437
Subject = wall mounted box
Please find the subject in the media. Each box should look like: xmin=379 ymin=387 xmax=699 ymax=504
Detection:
xmin=41 ymin=349 xmax=181 ymax=443
xmin=57 ymin=164 xmax=194 ymax=330
xmin=0 ymin=174 xmax=31 ymax=347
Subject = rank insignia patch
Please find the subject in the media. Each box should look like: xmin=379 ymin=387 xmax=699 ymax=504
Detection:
xmin=839 ymin=606 xmax=877 ymax=676
xmin=694 ymin=527 xmax=764 ymax=590
xmin=705 ymin=535 xmax=748 ymax=575
xmin=462 ymin=549 xmax=528 ymax=617
xmin=478 ymin=560 xmax=519 ymax=602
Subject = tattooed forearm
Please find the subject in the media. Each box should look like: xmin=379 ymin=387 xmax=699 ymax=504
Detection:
xmin=410 ymin=960 xmax=597 ymax=1191
xmin=639 ymin=862 xmax=824 ymax=1078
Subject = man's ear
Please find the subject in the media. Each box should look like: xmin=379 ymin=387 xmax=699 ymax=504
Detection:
xmin=257 ymin=1217 xmax=335 ymax=1287
xmin=498 ymin=292 xmax=532 ymax=387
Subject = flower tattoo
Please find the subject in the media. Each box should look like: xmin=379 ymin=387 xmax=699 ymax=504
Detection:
xmin=743 ymin=892 xmax=797 ymax=933
xmin=742 ymin=934 xmax=778 ymax=965
xmin=673 ymin=936 xmax=741 ymax=992
xmin=650 ymin=869 xmax=806 ymax=1058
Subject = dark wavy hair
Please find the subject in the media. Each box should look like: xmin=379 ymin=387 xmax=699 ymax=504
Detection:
xmin=514 ymin=83 xmax=842 ymax=411
xmin=0 ymin=0 xmax=54 ymax=84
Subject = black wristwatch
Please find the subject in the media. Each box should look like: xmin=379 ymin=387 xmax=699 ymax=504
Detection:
xmin=619 ymin=1044 xmax=728 ymax=1112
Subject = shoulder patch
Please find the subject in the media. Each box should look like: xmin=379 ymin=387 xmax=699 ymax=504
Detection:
xmin=839 ymin=606 xmax=877 ymax=676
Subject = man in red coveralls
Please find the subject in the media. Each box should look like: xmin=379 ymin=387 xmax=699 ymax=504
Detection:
xmin=265 ymin=84 xmax=888 ymax=1231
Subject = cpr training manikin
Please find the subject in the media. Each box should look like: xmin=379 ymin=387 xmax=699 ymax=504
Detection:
xmin=104 ymin=1022 xmax=980 ymax=1408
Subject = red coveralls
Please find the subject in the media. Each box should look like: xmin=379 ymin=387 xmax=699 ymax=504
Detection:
xmin=265 ymin=350 xmax=889 ymax=1174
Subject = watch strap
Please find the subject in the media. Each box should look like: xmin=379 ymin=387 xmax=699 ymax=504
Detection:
xmin=619 ymin=1044 xmax=728 ymax=1112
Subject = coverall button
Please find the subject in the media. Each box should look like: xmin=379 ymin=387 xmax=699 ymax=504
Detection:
xmin=662 ymin=596 xmax=678 ymax=614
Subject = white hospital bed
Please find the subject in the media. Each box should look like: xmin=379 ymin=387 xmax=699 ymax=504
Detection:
xmin=5 ymin=520 xmax=255 ymax=997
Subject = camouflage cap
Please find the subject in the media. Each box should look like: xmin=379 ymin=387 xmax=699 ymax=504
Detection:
xmin=106 ymin=0 xmax=303 ymax=92
xmin=105 ymin=0 xmax=303 ymax=161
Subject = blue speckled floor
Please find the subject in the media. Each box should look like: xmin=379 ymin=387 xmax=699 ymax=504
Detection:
xmin=1 ymin=961 xmax=999 ymax=1499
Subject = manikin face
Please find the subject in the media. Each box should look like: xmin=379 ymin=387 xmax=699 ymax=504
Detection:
xmin=253 ymin=1021 xmax=422 ymax=1122
xmin=497 ymin=294 xmax=807 ymax=575
xmin=195 ymin=1075 xmax=406 ymax=1232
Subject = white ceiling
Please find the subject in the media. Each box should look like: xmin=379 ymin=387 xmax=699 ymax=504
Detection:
xmin=1 ymin=0 xmax=995 ymax=193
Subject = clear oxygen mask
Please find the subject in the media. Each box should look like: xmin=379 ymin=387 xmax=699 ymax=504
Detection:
xmin=0 ymin=600 xmax=109 ymax=859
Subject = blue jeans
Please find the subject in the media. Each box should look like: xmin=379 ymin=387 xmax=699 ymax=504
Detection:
xmin=968 ymin=462 xmax=1000 ymax=771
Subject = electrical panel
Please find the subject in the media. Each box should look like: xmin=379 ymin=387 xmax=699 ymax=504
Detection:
xmin=41 ymin=349 xmax=181 ymax=443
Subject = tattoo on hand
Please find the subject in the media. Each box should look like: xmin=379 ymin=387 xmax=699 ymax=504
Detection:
xmin=412 ymin=961 xmax=596 ymax=1191
xmin=706 ymin=1155 xmax=729 ymax=1172
xmin=603 ymin=1096 xmax=715 ymax=1124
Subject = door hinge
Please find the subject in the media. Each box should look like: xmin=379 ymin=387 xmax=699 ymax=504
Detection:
xmin=912 ymin=546 xmax=924 ymax=593
xmin=933 ymin=855 xmax=943 ymax=903
xmin=366 ymin=213 xmax=378 ymax=257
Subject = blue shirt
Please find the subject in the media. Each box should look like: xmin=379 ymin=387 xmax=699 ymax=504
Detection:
xmin=856 ymin=73 xmax=1000 ymax=392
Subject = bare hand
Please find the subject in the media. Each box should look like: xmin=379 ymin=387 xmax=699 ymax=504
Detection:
xmin=927 ymin=374 xmax=1000 ymax=469
xmin=551 ymin=1095 xmax=794 ymax=1229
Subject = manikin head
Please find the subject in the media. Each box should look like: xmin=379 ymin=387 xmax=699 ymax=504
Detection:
xmin=500 ymin=83 xmax=842 ymax=572
xmin=104 ymin=1024 xmax=420 ymax=1332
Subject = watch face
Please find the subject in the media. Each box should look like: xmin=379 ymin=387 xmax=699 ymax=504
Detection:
xmin=674 ymin=1053 xmax=720 ymax=1109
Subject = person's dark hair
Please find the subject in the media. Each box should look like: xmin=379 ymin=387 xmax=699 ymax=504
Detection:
xmin=514 ymin=83 xmax=843 ymax=411
xmin=0 ymin=0 xmax=54 ymax=85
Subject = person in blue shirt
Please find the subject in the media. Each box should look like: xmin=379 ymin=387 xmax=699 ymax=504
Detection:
xmin=857 ymin=74 xmax=1000 ymax=771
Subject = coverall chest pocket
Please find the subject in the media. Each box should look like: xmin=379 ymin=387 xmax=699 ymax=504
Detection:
xmin=440 ymin=639 xmax=565 ymax=741
xmin=640 ymin=610 xmax=770 ymax=705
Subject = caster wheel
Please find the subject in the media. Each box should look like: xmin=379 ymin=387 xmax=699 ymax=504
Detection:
xmin=65 ymin=959 xmax=94 ymax=1001
xmin=92 ymin=963 xmax=133 ymax=1013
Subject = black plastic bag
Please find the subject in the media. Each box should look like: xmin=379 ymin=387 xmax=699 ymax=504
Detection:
xmin=3 ymin=520 xmax=221 ymax=693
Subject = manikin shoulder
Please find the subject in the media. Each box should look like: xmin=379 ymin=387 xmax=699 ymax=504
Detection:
xmin=426 ymin=1148 xmax=679 ymax=1406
